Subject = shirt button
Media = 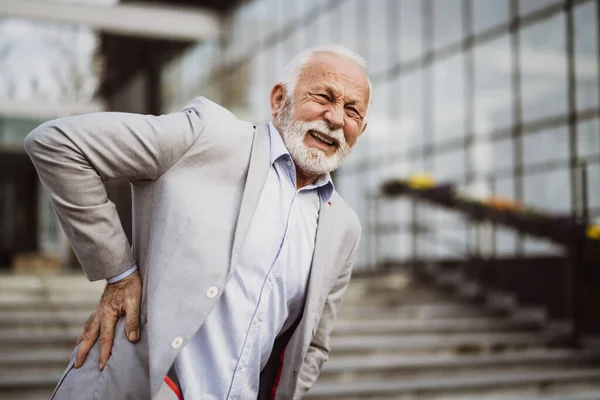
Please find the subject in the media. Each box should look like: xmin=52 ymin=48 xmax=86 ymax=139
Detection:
xmin=287 ymin=161 xmax=292 ymax=166
xmin=171 ymin=336 xmax=184 ymax=349
xmin=206 ymin=286 xmax=219 ymax=299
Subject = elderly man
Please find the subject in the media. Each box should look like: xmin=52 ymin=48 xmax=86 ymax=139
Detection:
xmin=25 ymin=44 xmax=371 ymax=399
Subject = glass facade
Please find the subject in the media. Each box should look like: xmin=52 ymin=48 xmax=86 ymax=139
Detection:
xmin=161 ymin=0 xmax=600 ymax=269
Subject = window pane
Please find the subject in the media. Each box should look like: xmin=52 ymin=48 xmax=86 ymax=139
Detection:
xmin=522 ymin=126 xmax=570 ymax=167
xmin=229 ymin=0 xmax=266 ymax=61
xmin=495 ymin=176 xmax=515 ymax=199
xmin=400 ymin=70 xmax=425 ymax=150
xmin=366 ymin=0 xmax=390 ymax=75
xmin=434 ymin=148 xmax=466 ymax=181
xmin=433 ymin=53 xmax=466 ymax=143
xmin=472 ymin=0 xmax=510 ymax=33
xmin=496 ymin=228 xmax=517 ymax=256
xmin=471 ymin=137 xmax=514 ymax=174
xmin=247 ymin=51 xmax=270 ymax=122
xmin=574 ymin=1 xmax=599 ymax=111
xmin=578 ymin=118 xmax=600 ymax=159
xmin=519 ymin=0 xmax=562 ymax=16
xmin=586 ymin=163 xmax=600 ymax=210
xmin=335 ymin=0 xmax=359 ymax=50
xmin=303 ymin=10 xmax=322 ymax=47
xmin=433 ymin=0 xmax=464 ymax=49
xmin=474 ymin=35 xmax=513 ymax=134
xmin=523 ymin=168 xmax=571 ymax=212
xmin=400 ymin=0 xmax=425 ymax=62
xmin=315 ymin=6 xmax=332 ymax=44
xmin=519 ymin=13 xmax=568 ymax=123
xmin=363 ymin=84 xmax=390 ymax=163
xmin=524 ymin=237 xmax=562 ymax=255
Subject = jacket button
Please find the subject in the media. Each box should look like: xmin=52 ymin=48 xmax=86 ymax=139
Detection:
xmin=171 ymin=336 xmax=184 ymax=349
xmin=206 ymin=286 xmax=219 ymax=299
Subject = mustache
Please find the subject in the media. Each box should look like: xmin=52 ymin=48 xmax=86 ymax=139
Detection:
xmin=294 ymin=120 xmax=346 ymax=145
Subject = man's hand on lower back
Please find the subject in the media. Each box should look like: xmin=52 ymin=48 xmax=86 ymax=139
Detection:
xmin=74 ymin=270 xmax=142 ymax=370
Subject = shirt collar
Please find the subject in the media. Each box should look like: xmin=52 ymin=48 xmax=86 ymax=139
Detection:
xmin=267 ymin=123 xmax=334 ymax=202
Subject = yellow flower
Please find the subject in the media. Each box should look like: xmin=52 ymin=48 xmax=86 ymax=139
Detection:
xmin=587 ymin=225 xmax=600 ymax=240
xmin=407 ymin=173 xmax=436 ymax=189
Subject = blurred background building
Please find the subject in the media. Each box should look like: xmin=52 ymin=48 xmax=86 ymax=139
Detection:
xmin=2 ymin=0 xmax=600 ymax=398
xmin=1 ymin=0 xmax=598 ymax=271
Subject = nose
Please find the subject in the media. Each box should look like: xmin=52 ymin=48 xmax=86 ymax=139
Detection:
xmin=324 ymin=106 xmax=344 ymax=130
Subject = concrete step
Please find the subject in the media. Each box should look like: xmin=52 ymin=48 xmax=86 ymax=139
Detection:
xmin=329 ymin=331 xmax=568 ymax=356
xmin=307 ymin=368 xmax=600 ymax=399
xmin=0 ymin=310 xmax=90 ymax=328
xmin=338 ymin=303 xmax=500 ymax=320
xmin=0 ymin=274 xmax=103 ymax=294
xmin=0 ymin=296 xmax=98 ymax=311
xmin=0 ymin=380 xmax=57 ymax=400
xmin=0 ymin=328 xmax=79 ymax=351
xmin=320 ymin=349 xmax=600 ymax=382
xmin=332 ymin=316 xmax=542 ymax=336
xmin=458 ymin=390 xmax=600 ymax=400
xmin=0 ymin=349 xmax=71 ymax=377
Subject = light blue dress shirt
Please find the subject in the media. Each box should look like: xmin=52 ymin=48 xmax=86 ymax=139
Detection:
xmin=110 ymin=123 xmax=333 ymax=399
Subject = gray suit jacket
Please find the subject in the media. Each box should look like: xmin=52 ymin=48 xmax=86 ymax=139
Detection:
xmin=25 ymin=97 xmax=361 ymax=399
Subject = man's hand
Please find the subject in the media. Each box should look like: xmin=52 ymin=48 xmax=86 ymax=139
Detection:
xmin=74 ymin=270 xmax=142 ymax=370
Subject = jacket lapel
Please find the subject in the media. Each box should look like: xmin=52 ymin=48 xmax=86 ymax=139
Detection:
xmin=304 ymin=201 xmax=336 ymax=319
xmin=228 ymin=124 xmax=271 ymax=279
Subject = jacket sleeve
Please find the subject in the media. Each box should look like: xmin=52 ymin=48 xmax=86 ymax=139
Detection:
xmin=294 ymin=224 xmax=361 ymax=398
xmin=24 ymin=97 xmax=208 ymax=281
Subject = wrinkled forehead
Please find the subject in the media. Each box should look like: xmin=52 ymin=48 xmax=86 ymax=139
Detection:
xmin=297 ymin=53 xmax=370 ymax=103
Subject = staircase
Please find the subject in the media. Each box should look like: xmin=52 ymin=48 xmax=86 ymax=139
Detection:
xmin=3 ymin=270 xmax=600 ymax=400
xmin=0 ymin=274 xmax=103 ymax=400
xmin=307 ymin=270 xmax=600 ymax=399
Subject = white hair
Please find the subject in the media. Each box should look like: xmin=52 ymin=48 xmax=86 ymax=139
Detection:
xmin=280 ymin=44 xmax=372 ymax=117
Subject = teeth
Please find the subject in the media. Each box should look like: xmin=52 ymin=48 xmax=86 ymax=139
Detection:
xmin=310 ymin=131 xmax=334 ymax=145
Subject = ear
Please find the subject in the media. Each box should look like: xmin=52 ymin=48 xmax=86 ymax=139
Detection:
xmin=359 ymin=121 xmax=368 ymax=135
xmin=270 ymin=83 xmax=286 ymax=118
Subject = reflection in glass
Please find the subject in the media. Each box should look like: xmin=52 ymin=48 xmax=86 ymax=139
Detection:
xmin=471 ymin=0 xmax=510 ymax=33
xmin=228 ymin=0 xmax=266 ymax=62
xmin=524 ymin=237 xmax=562 ymax=255
xmin=433 ymin=0 xmax=463 ymax=49
xmin=522 ymin=126 xmax=569 ymax=167
xmin=400 ymin=70 xmax=425 ymax=151
xmin=334 ymin=0 xmax=359 ymax=52
xmin=471 ymin=137 xmax=514 ymax=174
xmin=518 ymin=0 xmax=562 ymax=16
xmin=399 ymin=0 xmax=424 ymax=62
xmin=586 ymin=164 xmax=600 ymax=209
xmin=574 ymin=1 xmax=599 ymax=111
xmin=434 ymin=148 xmax=466 ymax=181
xmin=366 ymin=0 xmax=390 ymax=75
xmin=433 ymin=53 xmax=465 ymax=143
xmin=519 ymin=13 xmax=568 ymax=123
xmin=473 ymin=35 xmax=513 ymax=134
xmin=577 ymin=119 xmax=600 ymax=159
xmin=523 ymin=168 xmax=571 ymax=212
xmin=496 ymin=228 xmax=517 ymax=255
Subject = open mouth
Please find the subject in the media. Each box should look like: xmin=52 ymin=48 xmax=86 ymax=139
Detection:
xmin=309 ymin=130 xmax=337 ymax=147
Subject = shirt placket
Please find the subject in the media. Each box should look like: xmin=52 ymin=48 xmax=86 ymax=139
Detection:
xmin=228 ymin=172 xmax=298 ymax=398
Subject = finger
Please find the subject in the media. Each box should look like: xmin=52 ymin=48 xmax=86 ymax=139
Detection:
xmin=75 ymin=314 xmax=100 ymax=368
xmin=98 ymin=311 xmax=118 ymax=370
xmin=75 ymin=313 xmax=96 ymax=348
xmin=124 ymin=294 xmax=141 ymax=342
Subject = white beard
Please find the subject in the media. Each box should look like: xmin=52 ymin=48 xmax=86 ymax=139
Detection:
xmin=276 ymin=97 xmax=352 ymax=176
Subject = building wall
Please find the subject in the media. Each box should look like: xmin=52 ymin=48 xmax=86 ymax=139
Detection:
xmin=161 ymin=0 xmax=600 ymax=269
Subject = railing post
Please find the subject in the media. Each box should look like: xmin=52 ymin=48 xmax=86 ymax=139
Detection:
xmin=569 ymin=162 xmax=589 ymax=346
xmin=411 ymin=198 xmax=418 ymax=266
